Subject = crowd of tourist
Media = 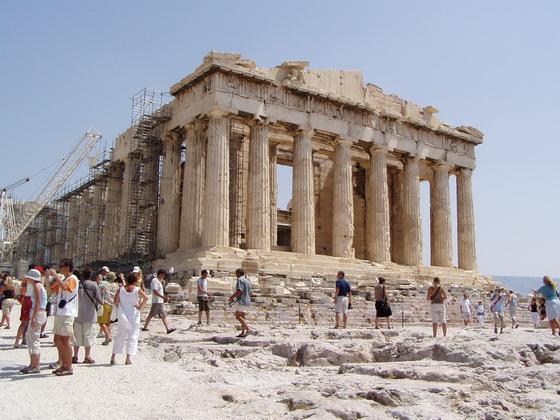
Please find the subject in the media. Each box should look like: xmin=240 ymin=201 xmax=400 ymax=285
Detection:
xmin=0 ymin=263 xmax=559 ymax=375
xmin=0 ymin=258 xmax=253 ymax=375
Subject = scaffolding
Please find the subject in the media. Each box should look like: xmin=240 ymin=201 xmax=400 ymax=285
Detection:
xmin=120 ymin=89 xmax=171 ymax=261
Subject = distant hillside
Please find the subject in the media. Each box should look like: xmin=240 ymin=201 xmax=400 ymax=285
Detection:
xmin=493 ymin=276 xmax=544 ymax=296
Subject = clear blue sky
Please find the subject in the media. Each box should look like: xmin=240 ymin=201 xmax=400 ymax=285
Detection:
xmin=1 ymin=1 xmax=559 ymax=277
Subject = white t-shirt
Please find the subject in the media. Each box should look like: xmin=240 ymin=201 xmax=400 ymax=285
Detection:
xmin=197 ymin=277 xmax=208 ymax=297
xmin=460 ymin=298 xmax=471 ymax=313
xmin=150 ymin=277 xmax=164 ymax=304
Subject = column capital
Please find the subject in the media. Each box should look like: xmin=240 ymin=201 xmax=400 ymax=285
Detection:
xmin=334 ymin=136 xmax=353 ymax=147
xmin=247 ymin=117 xmax=272 ymax=127
xmin=162 ymin=131 xmax=183 ymax=145
xmin=370 ymin=144 xmax=390 ymax=155
xmin=431 ymin=161 xmax=452 ymax=172
xmin=457 ymin=167 xmax=473 ymax=177
xmin=296 ymin=126 xmax=314 ymax=139
xmin=206 ymin=106 xmax=233 ymax=119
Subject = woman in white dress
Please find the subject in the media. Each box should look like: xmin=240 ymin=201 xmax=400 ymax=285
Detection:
xmin=111 ymin=272 xmax=147 ymax=365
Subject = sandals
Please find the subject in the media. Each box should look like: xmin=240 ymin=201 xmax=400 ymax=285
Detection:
xmin=102 ymin=338 xmax=112 ymax=346
xmin=83 ymin=357 xmax=95 ymax=364
xmin=48 ymin=362 xmax=61 ymax=370
xmin=22 ymin=368 xmax=41 ymax=375
xmin=54 ymin=369 xmax=73 ymax=376
xmin=20 ymin=366 xmax=32 ymax=373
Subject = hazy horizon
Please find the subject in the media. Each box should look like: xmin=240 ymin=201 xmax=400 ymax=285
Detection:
xmin=1 ymin=1 xmax=559 ymax=277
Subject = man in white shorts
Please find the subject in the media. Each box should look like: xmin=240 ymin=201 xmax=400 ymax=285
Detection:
xmin=427 ymin=277 xmax=447 ymax=337
xmin=229 ymin=269 xmax=252 ymax=338
xmin=459 ymin=293 xmax=472 ymax=327
xmin=334 ymin=271 xmax=352 ymax=329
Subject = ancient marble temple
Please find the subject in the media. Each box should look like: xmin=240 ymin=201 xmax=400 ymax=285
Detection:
xmin=17 ymin=52 xmax=485 ymax=284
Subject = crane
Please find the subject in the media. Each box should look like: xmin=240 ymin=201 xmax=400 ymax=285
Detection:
xmin=0 ymin=128 xmax=102 ymax=260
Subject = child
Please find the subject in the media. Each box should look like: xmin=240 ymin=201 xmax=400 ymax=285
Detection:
xmin=476 ymin=301 xmax=485 ymax=326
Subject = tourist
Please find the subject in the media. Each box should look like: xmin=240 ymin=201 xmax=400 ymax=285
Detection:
xmin=475 ymin=301 xmax=485 ymax=326
xmin=132 ymin=266 xmax=145 ymax=291
xmin=142 ymin=269 xmax=175 ymax=334
xmin=427 ymin=277 xmax=447 ymax=337
xmin=333 ymin=271 xmax=352 ymax=329
xmin=111 ymin=272 xmax=148 ymax=365
xmin=507 ymin=290 xmax=519 ymax=329
xmin=197 ymin=269 xmax=211 ymax=325
xmin=96 ymin=266 xmax=110 ymax=283
xmin=528 ymin=297 xmax=540 ymax=329
xmin=20 ymin=269 xmax=47 ymax=374
xmin=0 ymin=275 xmax=16 ymax=329
xmin=40 ymin=263 xmax=56 ymax=338
xmin=538 ymin=297 xmax=546 ymax=321
xmin=532 ymin=276 xmax=560 ymax=336
xmin=374 ymin=277 xmax=391 ymax=329
xmin=73 ymin=267 xmax=102 ymax=364
xmin=98 ymin=271 xmax=118 ymax=345
xmin=229 ymin=268 xmax=252 ymax=337
xmin=51 ymin=258 xmax=79 ymax=376
xmin=490 ymin=287 xmax=507 ymax=334
xmin=459 ymin=293 xmax=472 ymax=327
xmin=14 ymin=271 xmax=33 ymax=348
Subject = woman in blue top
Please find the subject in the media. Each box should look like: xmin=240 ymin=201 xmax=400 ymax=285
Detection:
xmin=533 ymin=276 xmax=560 ymax=336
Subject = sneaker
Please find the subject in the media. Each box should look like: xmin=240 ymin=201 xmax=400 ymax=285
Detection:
xmin=40 ymin=334 xmax=48 ymax=339
xmin=141 ymin=327 xmax=149 ymax=332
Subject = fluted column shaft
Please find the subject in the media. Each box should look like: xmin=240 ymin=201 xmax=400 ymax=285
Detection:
xmin=65 ymin=196 xmax=79 ymax=258
xmin=246 ymin=121 xmax=271 ymax=250
xmin=269 ymin=143 xmax=278 ymax=248
xmin=157 ymin=133 xmax=182 ymax=256
xmin=368 ymin=147 xmax=391 ymax=262
xmin=202 ymin=112 xmax=230 ymax=248
xmin=332 ymin=139 xmax=354 ymax=258
xmin=180 ymin=123 xmax=206 ymax=250
xmin=291 ymin=129 xmax=315 ymax=254
xmin=430 ymin=164 xmax=452 ymax=267
xmin=402 ymin=156 xmax=422 ymax=266
xmin=457 ymin=168 xmax=476 ymax=270
xmin=104 ymin=164 xmax=123 ymax=259
xmin=89 ymin=183 xmax=105 ymax=261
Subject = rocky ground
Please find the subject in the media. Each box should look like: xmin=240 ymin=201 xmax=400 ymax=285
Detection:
xmin=1 ymin=308 xmax=560 ymax=419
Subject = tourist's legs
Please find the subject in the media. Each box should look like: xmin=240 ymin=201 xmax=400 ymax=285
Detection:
xmin=343 ymin=313 xmax=348 ymax=328
xmin=432 ymin=323 xmax=437 ymax=337
xmin=205 ymin=309 xmax=210 ymax=324
xmin=442 ymin=323 xmax=447 ymax=336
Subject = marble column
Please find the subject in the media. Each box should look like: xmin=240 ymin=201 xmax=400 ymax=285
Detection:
xmin=202 ymin=110 xmax=230 ymax=248
xmin=457 ymin=168 xmax=477 ymax=270
xmin=180 ymin=122 xmax=206 ymax=250
xmin=65 ymin=195 xmax=79 ymax=257
xmin=332 ymin=139 xmax=354 ymax=258
xmin=89 ymin=181 xmax=106 ymax=262
xmin=291 ymin=128 xmax=315 ymax=254
xmin=367 ymin=146 xmax=391 ymax=263
xmin=402 ymin=156 xmax=422 ymax=266
xmin=246 ymin=120 xmax=271 ymax=250
xmin=430 ymin=163 xmax=453 ymax=267
xmin=104 ymin=164 xmax=124 ymax=260
xmin=229 ymin=135 xmax=247 ymax=248
xmin=157 ymin=132 xmax=182 ymax=256
xmin=390 ymin=170 xmax=404 ymax=264
xmin=269 ymin=143 xmax=278 ymax=248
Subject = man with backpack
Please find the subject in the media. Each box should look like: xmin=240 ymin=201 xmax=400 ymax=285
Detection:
xmin=374 ymin=277 xmax=392 ymax=329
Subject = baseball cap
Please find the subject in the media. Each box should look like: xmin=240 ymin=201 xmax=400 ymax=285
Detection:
xmin=101 ymin=266 xmax=110 ymax=272
xmin=132 ymin=266 xmax=141 ymax=273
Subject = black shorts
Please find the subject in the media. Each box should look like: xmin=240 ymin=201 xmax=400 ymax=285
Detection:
xmin=375 ymin=301 xmax=392 ymax=318
xmin=198 ymin=297 xmax=209 ymax=312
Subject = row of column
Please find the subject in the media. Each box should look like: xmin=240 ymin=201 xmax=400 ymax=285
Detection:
xmin=157 ymin=112 xmax=477 ymax=271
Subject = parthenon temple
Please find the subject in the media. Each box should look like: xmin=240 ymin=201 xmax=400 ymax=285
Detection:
xmin=13 ymin=52 xmax=485 ymax=285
